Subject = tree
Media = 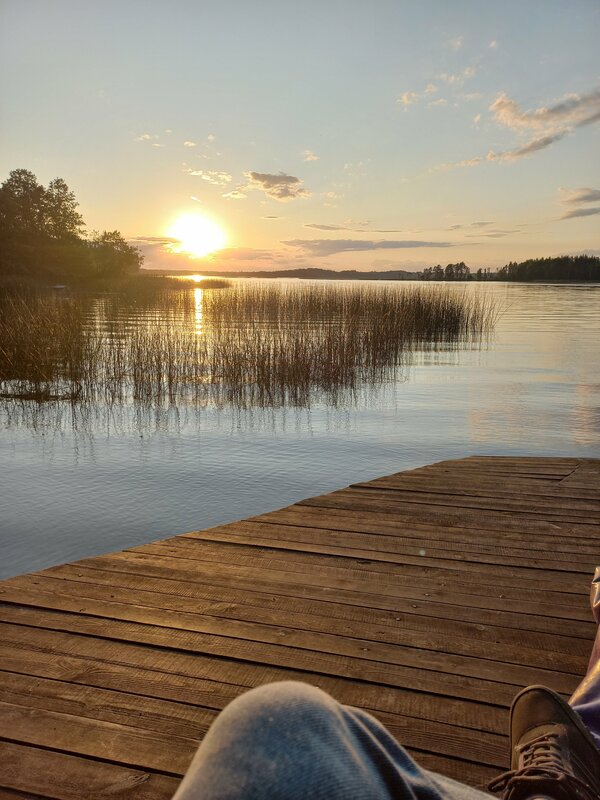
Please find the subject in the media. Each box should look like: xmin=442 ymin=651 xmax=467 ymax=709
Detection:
xmin=44 ymin=178 xmax=84 ymax=239
xmin=0 ymin=168 xmax=142 ymax=283
xmin=89 ymin=230 xmax=143 ymax=277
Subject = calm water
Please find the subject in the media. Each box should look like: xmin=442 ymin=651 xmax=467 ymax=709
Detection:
xmin=1 ymin=281 xmax=599 ymax=579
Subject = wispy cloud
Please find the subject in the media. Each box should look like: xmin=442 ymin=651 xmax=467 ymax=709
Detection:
xmin=437 ymin=65 xmax=476 ymax=86
xmin=183 ymin=140 xmax=196 ymax=147
xmin=559 ymin=186 xmax=600 ymax=220
xmin=245 ymin=171 xmax=310 ymax=201
xmin=398 ymin=83 xmax=441 ymax=110
xmin=283 ymin=239 xmax=455 ymax=256
xmin=399 ymin=90 xmax=419 ymax=108
xmin=490 ymin=87 xmax=600 ymax=132
xmin=560 ymin=206 xmax=600 ymax=220
xmin=447 ymin=35 xmax=464 ymax=51
xmin=434 ymin=85 xmax=600 ymax=171
xmin=185 ymin=168 xmax=232 ymax=186
xmin=222 ymin=188 xmax=247 ymax=200
xmin=561 ymin=187 xmax=600 ymax=205
xmin=449 ymin=221 xmax=494 ymax=230
xmin=135 ymin=132 xmax=162 ymax=143
xmin=489 ymin=40 xmax=498 ymax=49
xmin=302 ymin=150 xmax=319 ymax=161
xmin=487 ymin=131 xmax=568 ymax=162
xmin=304 ymin=222 xmax=403 ymax=233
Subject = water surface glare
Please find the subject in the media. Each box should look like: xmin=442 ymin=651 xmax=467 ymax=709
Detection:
xmin=1 ymin=281 xmax=599 ymax=578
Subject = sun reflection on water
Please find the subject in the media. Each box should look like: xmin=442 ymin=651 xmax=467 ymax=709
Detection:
xmin=194 ymin=287 xmax=204 ymax=335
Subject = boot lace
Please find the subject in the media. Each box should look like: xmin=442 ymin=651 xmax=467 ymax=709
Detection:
xmin=487 ymin=732 xmax=598 ymax=800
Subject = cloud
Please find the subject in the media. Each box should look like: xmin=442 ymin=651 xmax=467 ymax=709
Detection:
xmin=448 ymin=35 xmax=464 ymax=51
xmin=561 ymin=187 xmax=600 ymax=205
xmin=222 ymin=188 xmax=247 ymax=199
xmin=399 ymin=91 xmax=419 ymax=107
xmin=473 ymin=112 xmax=481 ymax=124
xmin=183 ymin=141 xmax=196 ymax=147
xmin=283 ymin=239 xmax=455 ymax=256
xmin=185 ymin=169 xmax=232 ymax=186
xmin=490 ymin=88 xmax=600 ymax=133
xmin=302 ymin=150 xmax=319 ymax=161
xmin=304 ymin=223 xmax=346 ymax=231
xmin=244 ymin=171 xmax=310 ymax=201
xmin=438 ymin=65 xmax=476 ymax=86
xmin=304 ymin=222 xmax=403 ymax=233
xmin=435 ymin=86 xmax=600 ymax=170
xmin=430 ymin=98 xmax=448 ymax=107
xmin=424 ymin=83 xmax=438 ymax=94
xmin=487 ymin=132 xmax=567 ymax=162
xmin=465 ymin=229 xmax=518 ymax=238
xmin=560 ymin=206 xmax=600 ymax=220
xmin=262 ymin=215 xmax=281 ymax=219
xmin=151 ymin=143 xmax=165 ymax=148
xmin=448 ymin=221 xmax=494 ymax=231
xmin=207 ymin=133 xmax=216 ymax=141
xmin=489 ymin=40 xmax=498 ymax=49
xmin=135 ymin=133 xmax=153 ymax=141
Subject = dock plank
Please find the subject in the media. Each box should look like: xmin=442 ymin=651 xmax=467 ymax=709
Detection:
xmin=0 ymin=456 xmax=598 ymax=794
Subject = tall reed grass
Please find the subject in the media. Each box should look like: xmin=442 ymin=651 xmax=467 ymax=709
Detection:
xmin=0 ymin=282 xmax=497 ymax=408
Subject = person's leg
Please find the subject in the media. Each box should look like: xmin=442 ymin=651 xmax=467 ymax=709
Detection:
xmin=569 ymin=566 xmax=600 ymax=747
xmin=172 ymin=681 xmax=491 ymax=800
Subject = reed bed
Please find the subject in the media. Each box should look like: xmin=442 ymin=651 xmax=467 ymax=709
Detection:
xmin=0 ymin=282 xmax=497 ymax=408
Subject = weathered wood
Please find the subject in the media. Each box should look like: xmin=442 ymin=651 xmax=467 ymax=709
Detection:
xmin=0 ymin=455 xmax=597 ymax=796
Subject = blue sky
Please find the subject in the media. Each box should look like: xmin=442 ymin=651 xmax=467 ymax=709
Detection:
xmin=1 ymin=0 xmax=599 ymax=271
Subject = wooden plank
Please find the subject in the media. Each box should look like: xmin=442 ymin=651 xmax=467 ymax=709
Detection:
xmin=297 ymin=493 xmax=600 ymax=536
xmin=50 ymin=553 xmax=596 ymax=626
xmin=25 ymin=567 xmax=595 ymax=649
xmin=0 ymin=672 xmax=506 ymax=768
xmin=0 ymin=636 xmax=507 ymax=735
xmin=179 ymin=523 xmax=598 ymax=574
xmin=0 ymin=742 xmax=179 ymax=799
xmin=0 ymin=581 xmax=587 ymax=673
xmin=0 ymin=672 xmax=217 ymax=741
xmin=312 ymin=486 xmax=600 ymax=524
xmin=0 ymin=604 xmax=580 ymax=698
xmin=4 ymin=571 xmax=591 ymax=660
xmin=253 ymin=506 xmax=600 ymax=554
xmin=0 ymin=702 xmax=197 ymax=775
xmin=358 ymin=474 xmax=600 ymax=503
xmin=124 ymin=540 xmax=590 ymax=598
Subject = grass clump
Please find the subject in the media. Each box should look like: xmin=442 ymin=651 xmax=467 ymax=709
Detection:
xmin=0 ymin=282 xmax=496 ymax=408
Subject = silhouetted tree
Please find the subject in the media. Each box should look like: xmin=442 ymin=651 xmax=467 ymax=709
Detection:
xmin=495 ymin=256 xmax=600 ymax=282
xmin=0 ymin=168 xmax=142 ymax=283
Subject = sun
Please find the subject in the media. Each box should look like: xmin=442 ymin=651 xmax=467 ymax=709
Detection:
xmin=167 ymin=213 xmax=227 ymax=258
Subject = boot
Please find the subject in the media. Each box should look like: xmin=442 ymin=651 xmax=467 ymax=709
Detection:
xmin=488 ymin=685 xmax=600 ymax=799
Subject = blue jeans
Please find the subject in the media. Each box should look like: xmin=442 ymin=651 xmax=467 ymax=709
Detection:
xmin=172 ymin=681 xmax=491 ymax=799
xmin=172 ymin=569 xmax=600 ymax=799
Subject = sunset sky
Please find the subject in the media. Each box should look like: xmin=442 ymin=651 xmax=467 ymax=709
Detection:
xmin=1 ymin=0 xmax=599 ymax=272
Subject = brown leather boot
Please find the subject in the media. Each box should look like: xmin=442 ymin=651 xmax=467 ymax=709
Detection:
xmin=488 ymin=685 xmax=600 ymax=800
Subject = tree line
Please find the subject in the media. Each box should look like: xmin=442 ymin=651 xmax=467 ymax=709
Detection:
xmin=0 ymin=169 xmax=143 ymax=285
xmin=420 ymin=256 xmax=600 ymax=282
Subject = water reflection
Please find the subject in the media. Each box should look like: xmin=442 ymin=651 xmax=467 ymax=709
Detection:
xmin=194 ymin=287 xmax=204 ymax=335
xmin=1 ymin=282 xmax=599 ymax=580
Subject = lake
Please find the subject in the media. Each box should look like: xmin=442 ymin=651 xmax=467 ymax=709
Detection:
xmin=1 ymin=280 xmax=599 ymax=579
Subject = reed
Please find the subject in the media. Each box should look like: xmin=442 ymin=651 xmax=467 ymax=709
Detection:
xmin=0 ymin=282 xmax=497 ymax=408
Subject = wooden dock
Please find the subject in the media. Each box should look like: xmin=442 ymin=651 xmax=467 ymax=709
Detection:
xmin=1 ymin=455 xmax=599 ymax=798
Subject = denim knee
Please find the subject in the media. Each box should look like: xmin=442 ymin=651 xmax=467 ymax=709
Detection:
xmin=221 ymin=681 xmax=335 ymax=728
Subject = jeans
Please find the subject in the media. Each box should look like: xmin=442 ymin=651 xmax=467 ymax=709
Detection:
xmin=172 ymin=569 xmax=600 ymax=800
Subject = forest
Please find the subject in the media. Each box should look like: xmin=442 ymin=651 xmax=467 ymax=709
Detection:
xmin=0 ymin=169 xmax=142 ymax=285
